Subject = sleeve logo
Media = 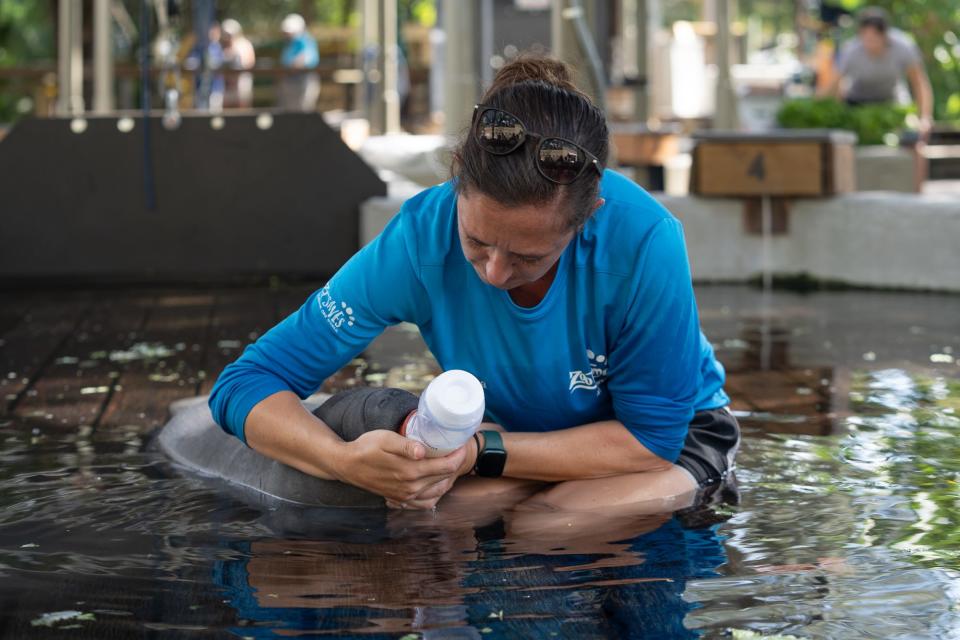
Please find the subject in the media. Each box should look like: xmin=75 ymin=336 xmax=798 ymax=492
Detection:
xmin=317 ymin=285 xmax=356 ymax=333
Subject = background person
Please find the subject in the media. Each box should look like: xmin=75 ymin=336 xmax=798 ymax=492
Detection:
xmin=185 ymin=20 xmax=225 ymax=111
xmin=220 ymin=18 xmax=256 ymax=109
xmin=278 ymin=13 xmax=320 ymax=112
xmin=819 ymin=6 xmax=934 ymax=139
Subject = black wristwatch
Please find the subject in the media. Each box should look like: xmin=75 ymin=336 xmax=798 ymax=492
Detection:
xmin=473 ymin=430 xmax=507 ymax=478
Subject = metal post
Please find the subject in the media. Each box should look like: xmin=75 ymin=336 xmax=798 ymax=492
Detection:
xmin=93 ymin=0 xmax=114 ymax=113
xmin=442 ymin=0 xmax=478 ymax=136
xmin=480 ymin=0 xmax=494 ymax=90
xmin=383 ymin=0 xmax=401 ymax=134
xmin=621 ymin=0 xmax=648 ymax=121
xmin=69 ymin=0 xmax=83 ymax=113
xmin=362 ymin=0 xmax=385 ymax=134
xmin=550 ymin=0 xmax=567 ymax=60
xmin=57 ymin=0 xmax=71 ymax=115
xmin=713 ymin=0 xmax=739 ymax=129
xmin=57 ymin=0 xmax=84 ymax=115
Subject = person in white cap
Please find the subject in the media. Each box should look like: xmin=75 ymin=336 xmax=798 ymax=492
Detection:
xmin=220 ymin=18 xmax=256 ymax=108
xmin=278 ymin=13 xmax=320 ymax=111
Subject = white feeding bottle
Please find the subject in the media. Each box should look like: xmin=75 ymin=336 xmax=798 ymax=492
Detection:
xmin=402 ymin=369 xmax=485 ymax=456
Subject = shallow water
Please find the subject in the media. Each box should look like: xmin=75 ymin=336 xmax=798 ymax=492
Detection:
xmin=1 ymin=285 xmax=959 ymax=638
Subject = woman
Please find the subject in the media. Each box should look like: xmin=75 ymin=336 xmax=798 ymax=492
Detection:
xmin=209 ymin=57 xmax=738 ymax=512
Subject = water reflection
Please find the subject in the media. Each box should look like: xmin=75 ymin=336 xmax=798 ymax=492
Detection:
xmin=214 ymin=507 xmax=729 ymax=638
xmin=1 ymin=285 xmax=959 ymax=637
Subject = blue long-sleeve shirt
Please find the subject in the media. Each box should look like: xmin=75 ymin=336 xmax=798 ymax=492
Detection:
xmin=209 ymin=171 xmax=728 ymax=462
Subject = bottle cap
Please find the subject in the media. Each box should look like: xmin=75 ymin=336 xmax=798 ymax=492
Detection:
xmin=423 ymin=369 xmax=485 ymax=430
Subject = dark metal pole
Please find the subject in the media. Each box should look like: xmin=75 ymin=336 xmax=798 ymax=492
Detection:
xmin=140 ymin=0 xmax=156 ymax=211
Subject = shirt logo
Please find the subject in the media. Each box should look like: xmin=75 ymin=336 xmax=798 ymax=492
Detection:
xmin=317 ymin=285 xmax=355 ymax=333
xmin=569 ymin=349 xmax=607 ymax=394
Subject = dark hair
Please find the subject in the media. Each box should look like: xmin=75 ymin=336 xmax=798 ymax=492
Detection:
xmin=857 ymin=6 xmax=889 ymax=33
xmin=452 ymin=56 xmax=609 ymax=231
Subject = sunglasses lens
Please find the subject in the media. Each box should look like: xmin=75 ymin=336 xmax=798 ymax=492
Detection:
xmin=476 ymin=109 xmax=525 ymax=154
xmin=538 ymin=138 xmax=586 ymax=184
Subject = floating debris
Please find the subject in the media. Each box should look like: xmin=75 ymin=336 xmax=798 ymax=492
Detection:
xmin=108 ymin=343 xmax=175 ymax=363
xmin=862 ymin=351 xmax=877 ymax=362
xmin=930 ymin=354 xmax=954 ymax=364
xmin=217 ymin=339 xmax=242 ymax=350
xmin=31 ymin=611 xmax=95 ymax=627
xmin=80 ymin=386 xmax=110 ymax=395
xmin=54 ymin=356 xmax=79 ymax=365
xmin=148 ymin=372 xmax=181 ymax=383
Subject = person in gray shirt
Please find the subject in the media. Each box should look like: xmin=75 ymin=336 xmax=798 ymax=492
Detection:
xmin=819 ymin=7 xmax=934 ymax=139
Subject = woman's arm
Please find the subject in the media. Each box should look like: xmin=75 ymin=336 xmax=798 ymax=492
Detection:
xmin=457 ymin=420 xmax=675 ymax=481
xmin=246 ymin=390 xmax=467 ymax=503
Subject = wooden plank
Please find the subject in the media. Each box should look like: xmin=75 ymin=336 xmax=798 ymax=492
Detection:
xmin=829 ymin=141 xmax=857 ymax=193
xmin=695 ymin=142 xmax=824 ymax=196
xmin=97 ymin=293 xmax=214 ymax=433
xmin=13 ymin=293 xmax=150 ymax=429
xmin=610 ymin=129 xmax=679 ymax=166
xmin=1 ymin=295 xmax=92 ymax=415
xmin=197 ymin=289 xmax=277 ymax=396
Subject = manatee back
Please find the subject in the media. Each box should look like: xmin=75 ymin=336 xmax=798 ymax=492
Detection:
xmin=156 ymin=396 xmax=387 ymax=508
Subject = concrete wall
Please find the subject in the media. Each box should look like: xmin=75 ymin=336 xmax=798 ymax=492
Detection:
xmin=362 ymin=190 xmax=960 ymax=292
xmin=0 ymin=113 xmax=384 ymax=282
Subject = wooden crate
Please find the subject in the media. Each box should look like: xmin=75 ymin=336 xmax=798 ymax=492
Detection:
xmin=610 ymin=123 xmax=680 ymax=167
xmin=691 ymin=130 xmax=856 ymax=196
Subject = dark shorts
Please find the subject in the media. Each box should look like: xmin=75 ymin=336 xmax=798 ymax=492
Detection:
xmin=675 ymin=407 xmax=741 ymax=489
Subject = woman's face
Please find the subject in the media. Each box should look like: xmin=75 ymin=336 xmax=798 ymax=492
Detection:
xmin=456 ymin=191 xmax=576 ymax=291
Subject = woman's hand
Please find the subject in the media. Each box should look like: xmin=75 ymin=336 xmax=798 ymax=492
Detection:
xmin=335 ymin=429 xmax=467 ymax=507
xmin=396 ymin=422 xmax=506 ymax=509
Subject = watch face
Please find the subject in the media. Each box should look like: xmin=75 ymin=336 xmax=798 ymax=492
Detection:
xmin=477 ymin=448 xmax=507 ymax=478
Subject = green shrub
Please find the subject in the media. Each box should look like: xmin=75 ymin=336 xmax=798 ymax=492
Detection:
xmin=776 ymin=98 xmax=913 ymax=145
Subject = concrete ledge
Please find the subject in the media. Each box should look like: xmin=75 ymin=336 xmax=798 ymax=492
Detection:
xmin=855 ymin=145 xmax=916 ymax=192
xmin=661 ymin=192 xmax=960 ymax=291
xmin=362 ymin=190 xmax=960 ymax=292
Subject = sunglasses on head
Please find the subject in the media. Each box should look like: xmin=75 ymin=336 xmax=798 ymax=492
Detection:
xmin=472 ymin=105 xmax=603 ymax=185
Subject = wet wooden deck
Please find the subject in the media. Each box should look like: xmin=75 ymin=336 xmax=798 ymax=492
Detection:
xmin=0 ymin=285 xmax=317 ymax=434
xmin=0 ymin=284 xmax=838 ymax=437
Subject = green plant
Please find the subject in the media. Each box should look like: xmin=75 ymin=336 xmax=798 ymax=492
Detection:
xmin=0 ymin=0 xmax=54 ymax=123
xmin=777 ymin=97 xmax=912 ymax=144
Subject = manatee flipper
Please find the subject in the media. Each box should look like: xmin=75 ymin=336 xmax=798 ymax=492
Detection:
xmin=312 ymin=387 xmax=418 ymax=441
xmin=157 ymin=387 xmax=417 ymax=508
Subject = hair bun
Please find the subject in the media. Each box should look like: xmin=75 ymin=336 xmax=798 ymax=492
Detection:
xmin=483 ymin=55 xmax=583 ymax=101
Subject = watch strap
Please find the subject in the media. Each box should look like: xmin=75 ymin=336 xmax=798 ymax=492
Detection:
xmin=473 ymin=429 xmax=507 ymax=478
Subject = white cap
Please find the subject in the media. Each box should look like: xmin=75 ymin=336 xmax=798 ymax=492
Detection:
xmin=423 ymin=370 xmax=485 ymax=430
xmin=222 ymin=19 xmax=242 ymax=37
xmin=281 ymin=13 xmax=306 ymax=35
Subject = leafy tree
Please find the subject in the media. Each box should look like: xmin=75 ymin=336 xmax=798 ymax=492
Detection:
xmin=0 ymin=0 xmax=54 ymax=123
